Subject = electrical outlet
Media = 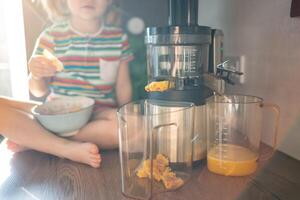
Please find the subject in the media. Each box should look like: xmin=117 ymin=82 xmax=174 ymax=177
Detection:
xmin=223 ymin=55 xmax=245 ymax=84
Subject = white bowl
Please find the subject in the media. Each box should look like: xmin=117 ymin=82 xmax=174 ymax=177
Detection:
xmin=32 ymin=96 xmax=95 ymax=137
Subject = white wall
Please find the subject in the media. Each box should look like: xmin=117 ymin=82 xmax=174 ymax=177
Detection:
xmin=0 ymin=3 xmax=8 ymax=62
xmin=0 ymin=1 xmax=11 ymax=96
xmin=199 ymin=0 xmax=300 ymax=160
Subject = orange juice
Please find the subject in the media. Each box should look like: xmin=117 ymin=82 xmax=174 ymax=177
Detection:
xmin=207 ymin=144 xmax=258 ymax=176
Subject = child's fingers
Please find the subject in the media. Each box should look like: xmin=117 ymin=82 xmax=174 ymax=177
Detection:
xmin=31 ymin=55 xmax=52 ymax=64
xmin=30 ymin=66 xmax=56 ymax=78
xmin=31 ymin=72 xmax=53 ymax=79
xmin=38 ymin=64 xmax=57 ymax=73
xmin=37 ymin=54 xmax=64 ymax=72
xmin=30 ymin=61 xmax=57 ymax=73
xmin=30 ymin=56 xmax=57 ymax=71
xmin=37 ymin=57 xmax=57 ymax=70
xmin=31 ymin=66 xmax=56 ymax=77
xmin=38 ymin=70 xmax=56 ymax=77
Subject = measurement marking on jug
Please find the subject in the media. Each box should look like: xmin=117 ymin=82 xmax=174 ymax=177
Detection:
xmin=215 ymin=116 xmax=230 ymax=144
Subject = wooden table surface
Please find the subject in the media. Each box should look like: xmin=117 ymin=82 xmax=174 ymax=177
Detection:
xmin=0 ymin=144 xmax=300 ymax=200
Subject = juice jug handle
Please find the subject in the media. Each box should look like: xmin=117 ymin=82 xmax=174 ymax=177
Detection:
xmin=151 ymin=123 xmax=177 ymax=157
xmin=150 ymin=123 xmax=178 ymax=181
xmin=261 ymin=102 xmax=280 ymax=150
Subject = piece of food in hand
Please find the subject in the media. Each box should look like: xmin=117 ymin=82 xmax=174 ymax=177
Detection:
xmin=43 ymin=49 xmax=64 ymax=72
xmin=145 ymin=81 xmax=174 ymax=92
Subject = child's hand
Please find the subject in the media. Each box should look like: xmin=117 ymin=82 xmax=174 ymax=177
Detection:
xmin=28 ymin=55 xmax=58 ymax=80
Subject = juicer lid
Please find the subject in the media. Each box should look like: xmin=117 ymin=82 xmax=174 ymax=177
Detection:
xmin=145 ymin=25 xmax=212 ymax=45
xmin=147 ymin=25 xmax=211 ymax=35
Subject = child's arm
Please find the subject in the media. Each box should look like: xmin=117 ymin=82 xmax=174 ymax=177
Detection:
xmin=115 ymin=61 xmax=132 ymax=106
xmin=28 ymin=74 xmax=49 ymax=98
xmin=28 ymin=55 xmax=57 ymax=97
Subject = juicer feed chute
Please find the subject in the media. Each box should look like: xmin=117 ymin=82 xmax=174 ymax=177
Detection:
xmin=145 ymin=26 xmax=212 ymax=92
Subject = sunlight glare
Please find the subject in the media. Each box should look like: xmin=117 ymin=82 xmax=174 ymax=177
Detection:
xmin=2 ymin=0 xmax=29 ymax=100
xmin=0 ymin=144 xmax=13 ymax=186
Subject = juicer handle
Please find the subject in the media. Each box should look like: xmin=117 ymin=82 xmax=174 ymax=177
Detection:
xmin=151 ymin=123 xmax=177 ymax=156
xmin=261 ymin=102 xmax=280 ymax=150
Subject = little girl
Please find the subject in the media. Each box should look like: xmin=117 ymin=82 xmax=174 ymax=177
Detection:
xmin=0 ymin=0 xmax=133 ymax=168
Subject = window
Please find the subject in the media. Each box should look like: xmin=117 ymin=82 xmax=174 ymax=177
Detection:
xmin=0 ymin=1 xmax=29 ymax=100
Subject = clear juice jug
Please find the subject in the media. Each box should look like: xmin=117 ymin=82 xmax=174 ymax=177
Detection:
xmin=117 ymin=100 xmax=195 ymax=199
xmin=206 ymin=95 xmax=280 ymax=176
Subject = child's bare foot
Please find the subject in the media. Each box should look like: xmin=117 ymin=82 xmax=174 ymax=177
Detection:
xmin=6 ymin=140 xmax=29 ymax=153
xmin=63 ymin=142 xmax=101 ymax=168
xmin=5 ymin=139 xmax=101 ymax=168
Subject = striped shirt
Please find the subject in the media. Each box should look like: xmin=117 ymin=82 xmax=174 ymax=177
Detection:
xmin=33 ymin=22 xmax=133 ymax=109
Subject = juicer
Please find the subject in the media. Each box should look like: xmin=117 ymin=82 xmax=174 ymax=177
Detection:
xmin=145 ymin=0 xmax=240 ymax=163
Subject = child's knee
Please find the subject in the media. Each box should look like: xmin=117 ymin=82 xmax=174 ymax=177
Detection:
xmin=0 ymin=105 xmax=11 ymax=130
xmin=108 ymin=109 xmax=118 ymax=120
xmin=0 ymin=96 xmax=7 ymax=106
xmin=0 ymin=96 xmax=14 ymax=107
xmin=0 ymin=102 xmax=7 ymax=112
xmin=93 ymin=108 xmax=117 ymax=121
